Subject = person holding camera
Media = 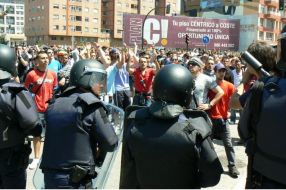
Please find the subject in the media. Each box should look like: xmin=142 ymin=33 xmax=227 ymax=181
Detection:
xmin=238 ymin=31 xmax=286 ymax=188
xmin=40 ymin=59 xmax=118 ymax=188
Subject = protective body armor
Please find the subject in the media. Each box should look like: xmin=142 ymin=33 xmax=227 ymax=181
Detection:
xmin=0 ymin=82 xmax=40 ymax=149
xmin=252 ymin=77 xmax=286 ymax=185
xmin=120 ymin=102 xmax=222 ymax=189
xmin=40 ymin=90 xmax=117 ymax=171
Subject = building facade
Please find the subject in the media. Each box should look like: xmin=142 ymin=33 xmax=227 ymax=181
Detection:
xmin=25 ymin=0 xmax=178 ymax=47
xmin=0 ymin=0 xmax=25 ymax=46
xmin=182 ymin=0 xmax=285 ymax=47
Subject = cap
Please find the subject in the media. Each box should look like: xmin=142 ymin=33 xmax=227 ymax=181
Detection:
xmin=214 ymin=63 xmax=226 ymax=71
xmin=188 ymin=57 xmax=205 ymax=68
xmin=110 ymin=48 xmax=119 ymax=54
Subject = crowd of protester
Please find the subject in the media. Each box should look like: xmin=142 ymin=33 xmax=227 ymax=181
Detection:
xmin=11 ymin=41 xmax=257 ymax=175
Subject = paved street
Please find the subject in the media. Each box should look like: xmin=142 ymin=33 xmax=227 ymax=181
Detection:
xmin=27 ymin=122 xmax=248 ymax=189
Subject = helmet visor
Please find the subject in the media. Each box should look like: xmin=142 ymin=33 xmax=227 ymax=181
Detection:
xmin=82 ymin=66 xmax=107 ymax=95
xmin=89 ymin=72 xmax=107 ymax=95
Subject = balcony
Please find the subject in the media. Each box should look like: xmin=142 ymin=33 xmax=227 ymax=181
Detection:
xmin=281 ymin=12 xmax=286 ymax=22
xmin=263 ymin=11 xmax=279 ymax=20
xmin=264 ymin=0 xmax=278 ymax=7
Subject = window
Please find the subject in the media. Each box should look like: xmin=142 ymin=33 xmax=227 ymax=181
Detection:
xmin=85 ymin=27 xmax=89 ymax=32
xmin=117 ymin=19 xmax=122 ymax=25
xmin=76 ymin=26 xmax=82 ymax=31
xmin=131 ymin=4 xmax=138 ymax=9
xmin=70 ymin=15 xmax=75 ymax=21
xmin=62 ymin=26 xmax=66 ymax=30
xmin=6 ymin=6 xmax=15 ymax=14
xmin=62 ymin=15 xmax=66 ymax=20
xmin=16 ymin=11 xmax=23 ymax=15
xmin=92 ymin=28 xmax=98 ymax=33
xmin=60 ymin=37 xmax=64 ymax=41
xmin=0 ymin=27 xmax=4 ymax=33
xmin=93 ymin=18 xmax=98 ymax=23
xmin=266 ymin=32 xmax=273 ymax=41
xmin=84 ymin=7 xmax=89 ymax=12
xmin=117 ymin=29 xmax=122 ymax=34
xmin=53 ymin=25 xmax=59 ymax=30
xmin=62 ymin=5 xmax=66 ymax=9
xmin=6 ymin=16 xmax=15 ymax=25
xmin=53 ymin=4 xmax=60 ymax=9
xmin=93 ymin=8 xmax=98 ymax=13
xmin=53 ymin=14 xmax=60 ymax=20
xmin=85 ymin=17 xmax=89 ymax=22
xmin=51 ymin=36 xmax=57 ymax=40
xmin=76 ymin=16 xmax=82 ymax=21
xmin=16 ymin=6 xmax=24 ymax=10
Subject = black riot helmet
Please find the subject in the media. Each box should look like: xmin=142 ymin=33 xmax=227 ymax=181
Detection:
xmin=276 ymin=25 xmax=286 ymax=74
xmin=0 ymin=44 xmax=16 ymax=79
xmin=153 ymin=64 xmax=194 ymax=107
xmin=69 ymin=59 xmax=107 ymax=94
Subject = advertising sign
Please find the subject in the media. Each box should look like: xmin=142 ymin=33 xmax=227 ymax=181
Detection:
xmin=123 ymin=14 xmax=240 ymax=50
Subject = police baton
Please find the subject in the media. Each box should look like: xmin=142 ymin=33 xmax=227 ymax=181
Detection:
xmin=241 ymin=51 xmax=271 ymax=77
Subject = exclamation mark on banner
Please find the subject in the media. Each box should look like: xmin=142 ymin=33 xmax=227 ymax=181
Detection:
xmin=161 ymin=19 xmax=168 ymax=46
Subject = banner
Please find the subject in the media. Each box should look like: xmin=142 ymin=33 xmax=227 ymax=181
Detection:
xmin=123 ymin=14 xmax=240 ymax=50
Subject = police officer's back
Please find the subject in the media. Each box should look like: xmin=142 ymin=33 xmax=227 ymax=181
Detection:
xmin=239 ymin=26 xmax=286 ymax=189
xmin=0 ymin=44 xmax=42 ymax=188
xmin=120 ymin=64 xmax=223 ymax=189
xmin=40 ymin=59 xmax=118 ymax=189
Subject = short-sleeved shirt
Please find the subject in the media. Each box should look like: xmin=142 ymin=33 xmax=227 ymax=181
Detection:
xmin=133 ymin=68 xmax=155 ymax=93
xmin=48 ymin=59 xmax=62 ymax=73
xmin=208 ymin=80 xmax=235 ymax=119
xmin=191 ymin=73 xmax=217 ymax=108
xmin=24 ymin=69 xmax=58 ymax=113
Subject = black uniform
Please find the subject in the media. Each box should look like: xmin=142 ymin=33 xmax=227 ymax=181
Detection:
xmin=120 ymin=102 xmax=223 ymax=189
xmin=239 ymin=77 xmax=286 ymax=188
xmin=40 ymin=88 xmax=118 ymax=189
xmin=0 ymin=81 xmax=42 ymax=188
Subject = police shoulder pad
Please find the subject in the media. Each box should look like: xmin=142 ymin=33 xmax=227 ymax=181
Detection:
xmin=78 ymin=93 xmax=102 ymax=106
xmin=2 ymin=82 xmax=27 ymax=94
xmin=127 ymin=106 xmax=149 ymax=120
xmin=183 ymin=109 xmax=212 ymax=139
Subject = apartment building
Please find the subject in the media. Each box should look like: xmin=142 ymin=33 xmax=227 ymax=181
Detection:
xmin=25 ymin=0 xmax=106 ymax=46
xmin=182 ymin=0 xmax=285 ymax=44
xmin=25 ymin=0 xmax=177 ymax=46
xmin=0 ymin=0 xmax=25 ymax=45
xmin=102 ymin=0 xmax=178 ymax=46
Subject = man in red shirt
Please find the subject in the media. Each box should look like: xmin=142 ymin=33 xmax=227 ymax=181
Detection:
xmin=208 ymin=63 xmax=240 ymax=178
xmin=24 ymin=51 xmax=58 ymax=169
xmin=127 ymin=55 xmax=160 ymax=106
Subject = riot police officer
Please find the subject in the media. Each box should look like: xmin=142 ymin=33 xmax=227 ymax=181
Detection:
xmin=0 ymin=44 xmax=42 ymax=188
xmin=120 ymin=64 xmax=223 ymax=188
xmin=40 ymin=59 xmax=118 ymax=189
xmin=239 ymin=25 xmax=286 ymax=188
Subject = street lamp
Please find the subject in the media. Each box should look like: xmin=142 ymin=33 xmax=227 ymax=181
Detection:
xmin=141 ymin=4 xmax=171 ymax=50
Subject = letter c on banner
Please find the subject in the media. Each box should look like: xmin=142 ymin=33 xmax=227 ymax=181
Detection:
xmin=144 ymin=18 xmax=160 ymax=44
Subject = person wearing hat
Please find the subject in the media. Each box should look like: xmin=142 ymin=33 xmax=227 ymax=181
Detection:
xmin=208 ymin=63 xmax=240 ymax=178
xmin=188 ymin=56 xmax=224 ymax=109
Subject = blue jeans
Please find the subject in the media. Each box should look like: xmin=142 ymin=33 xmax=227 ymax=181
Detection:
xmin=44 ymin=170 xmax=91 ymax=189
xmin=212 ymin=118 xmax=236 ymax=167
